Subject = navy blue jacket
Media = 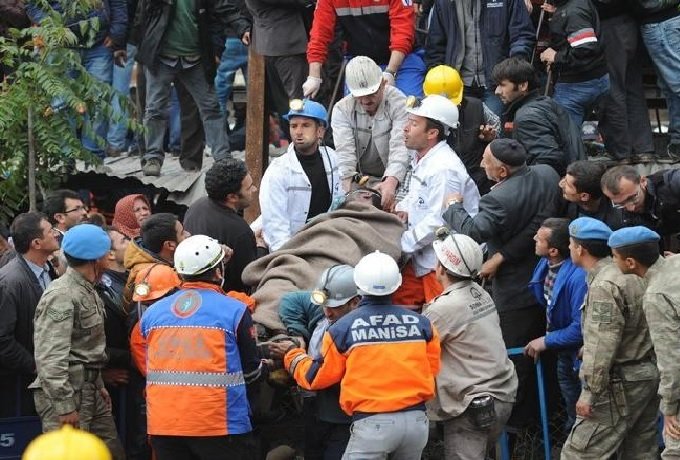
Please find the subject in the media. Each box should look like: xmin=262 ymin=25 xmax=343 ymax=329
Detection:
xmin=529 ymin=258 xmax=587 ymax=350
xmin=424 ymin=0 xmax=535 ymax=84
xmin=26 ymin=0 xmax=128 ymax=49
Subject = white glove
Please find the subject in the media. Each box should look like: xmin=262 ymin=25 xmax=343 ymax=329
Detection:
xmin=382 ymin=71 xmax=395 ymax=86
xmin=302 ymin=76 xmax=323 ymax=98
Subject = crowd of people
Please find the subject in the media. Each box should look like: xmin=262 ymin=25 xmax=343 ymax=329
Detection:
xmin=2 ymin=0 xmax=680 ymax=458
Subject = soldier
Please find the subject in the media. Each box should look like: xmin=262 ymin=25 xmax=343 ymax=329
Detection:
xmin=561 ymin=217 xmax=659 ymax=460
xmin=30 ymin=224 xmax=125 ymax=460
xmin=607 ymin=226 xmax=680 ymax=459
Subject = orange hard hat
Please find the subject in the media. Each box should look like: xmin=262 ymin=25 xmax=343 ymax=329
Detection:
xmin=132 ymin=263 xmax=181 ymax=303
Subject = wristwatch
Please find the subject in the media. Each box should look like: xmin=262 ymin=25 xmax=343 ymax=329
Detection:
xmin=383 ymin=68 xmax=397 ymax=78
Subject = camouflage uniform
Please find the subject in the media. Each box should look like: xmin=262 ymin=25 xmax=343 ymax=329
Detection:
xmin=561 ymin=258 xmax=659 ymax=460
xmin=643 ymin=255 xmax=680 ymax=459
xmin=30 ymin=267 xmax=125 ymax=460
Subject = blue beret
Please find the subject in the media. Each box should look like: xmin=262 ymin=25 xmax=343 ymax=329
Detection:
xmin=608 ymin=226 xmax=660 ymax=249
xmin=569 ymin=217 xmax=612 ymax=241
xmin=62 ymin=224 xmax=111 ymax=260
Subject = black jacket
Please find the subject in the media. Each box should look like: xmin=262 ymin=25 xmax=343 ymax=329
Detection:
xmin=96 ymin=270 xmax=131 ymax=369
xmin=443 ymin=164 xmax=562 ymax=312
xmin=135 ymin=0 xmax=250 ymax=82
xmin=549 ymin=0 xmax=608 ymax=83
xmin=504 ymin=90 xmax=586 ymax=177
xmin=0 ymin=255 xmax=55 ymax=416
xmin=622 ymin=169 xmax=680 ymax=244
xmin=183 ymin=197 xmax=261 ymax=293
xmin=448 ymin=96 xmax=495 ymax=195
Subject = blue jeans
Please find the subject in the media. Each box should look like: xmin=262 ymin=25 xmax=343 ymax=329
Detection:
xmin=107 ymin=44 xmax=137 ymax=151
xmin=168 ymin=86 xmax=181 ymax=153
xmin=214 ymin=37 xmax=248 ymax=115
xmin=553 ymin=74 xmax=611 ymax=127
xmin=79 ymin=44 xmax=113 ymax=158
xmin=143 ymin=61 xmax=230 ymax=165
xmin=557 ymin=351 xmax=581 ymax=433
xmin=640 ymin=14 xmax=680 ymax=144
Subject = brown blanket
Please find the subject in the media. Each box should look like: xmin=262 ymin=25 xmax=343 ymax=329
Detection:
xmin=242 ymin=202 xmax=404 ymax=331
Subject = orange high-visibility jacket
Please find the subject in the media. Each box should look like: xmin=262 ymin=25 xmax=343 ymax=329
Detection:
xmin=284 ymin=297 xmax=440 ymax=416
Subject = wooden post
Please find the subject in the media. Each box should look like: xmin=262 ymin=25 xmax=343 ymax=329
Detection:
xmin=244 ymin=46 xmax=268 ymax=224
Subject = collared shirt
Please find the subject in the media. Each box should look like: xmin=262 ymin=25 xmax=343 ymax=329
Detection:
xmin=22 ymin=256 xmax=51 ymax=290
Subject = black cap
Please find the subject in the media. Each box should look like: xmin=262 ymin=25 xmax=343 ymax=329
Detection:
xmin=489 ymin=139 xmax=527 ymax=167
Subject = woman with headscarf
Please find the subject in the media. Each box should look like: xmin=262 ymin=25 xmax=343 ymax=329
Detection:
xmin=112 ymin=194 xmax=152 ymax=239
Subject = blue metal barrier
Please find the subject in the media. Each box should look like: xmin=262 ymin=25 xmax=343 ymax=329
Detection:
xmin=499 ymin=347 xmax=551 ymax=460
xmin=0 ymin=379 xmax=41 ymax=460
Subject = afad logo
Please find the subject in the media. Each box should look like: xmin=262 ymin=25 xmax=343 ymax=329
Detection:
xmin=172 ymin=290 xmax=202 ymax=318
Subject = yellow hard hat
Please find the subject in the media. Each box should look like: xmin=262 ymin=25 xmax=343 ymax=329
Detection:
xmin=23 ymin=425 xmax=112 ymax=460
xmin=423 ymin=65 xmax=464 ymax=105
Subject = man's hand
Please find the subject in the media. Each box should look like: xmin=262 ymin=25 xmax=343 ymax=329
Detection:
xmin=59 ymin=411 xmax=79 ymax=428
xmin=220 ymin=244 xmax=235 ymax=262
xmin=479 ymin=124 xmax=496 ymax=142
xmin=100 ymin=387 xmax=112 ymax=411
xmin=541 ymin=2 xmax=556 ymax=13
xmin=524 ymin=336 xmax=546 ymax=362
xmin=665 ymin=415 xmax=680 ymax=440
xmin=114 ymin=49 xmax=127 ymax=67
xmin=395 ymin=211 xmax=408 ymax=224
xmin=414 ymin=2 xmax=423 ymax=15
xmin=524 ymin=0 xmax=533 ymax=13
xmin=575 ymin=399 xmax=593 ymax=418
xmin=103 ymin=36 xmax=114 ymax=48
xmin=376 ymin=176 xmax=399 ymax=211
xmin=102 ymin=368 xmax=130 ymax=386
xmin=253 ymin=230 xmax=267 ymax=249
xmin=540 ymin=48 xmax=557 ymax=65
xmin=241 ymin=30 xmax=251 ymax=46
xmin=302 ymin=76 xmax=323 ymax=98
xmin=479 ymin=252 xmax=504 ymax=280
xmin=444 ymin=193 xmax=464 ymax=207
xmin=268 ymin=340 xmax=297 ymax=359
xmin=382 ymin=71 xmax=395 ymax=86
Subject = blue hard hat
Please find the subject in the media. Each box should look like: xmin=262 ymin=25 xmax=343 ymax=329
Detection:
xmin=283 ymin=99 xmax=328 ymax=126
xmin=62 ymin=224 xmax=111 ymax=260
xmin=569 ymin=217 xmax=612 ymax=241
xmin=608 ymin=226 xmax=660 ymax=249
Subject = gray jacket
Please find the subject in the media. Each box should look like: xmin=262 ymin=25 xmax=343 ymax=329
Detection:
xmin=443 ymin=164 xmax=561 ymax=312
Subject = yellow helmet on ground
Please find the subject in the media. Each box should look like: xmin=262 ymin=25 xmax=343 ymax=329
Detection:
xmin=23 ymin=425 xmax=112 ymax=460
xmin=423 ymin=65 xmax=464 ymax=105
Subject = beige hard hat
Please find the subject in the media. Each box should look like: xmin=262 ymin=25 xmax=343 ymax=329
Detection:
xmin=345 ymin=56 xmax=383 ymax=97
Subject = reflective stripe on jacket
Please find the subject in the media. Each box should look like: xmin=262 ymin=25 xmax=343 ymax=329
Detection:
xmin=284 ymin=296 xmax=441 ymax=415
xmin=141 ymin=283 xmax=251 ymax=436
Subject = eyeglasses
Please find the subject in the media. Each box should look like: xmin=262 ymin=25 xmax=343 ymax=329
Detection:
xmin=405 ymin=95 xmax=423 ymax=109
xmin=63 ymin=205 xmax=88 ymax=214
xmin=611 ymin=188 xmax=641 ymax=209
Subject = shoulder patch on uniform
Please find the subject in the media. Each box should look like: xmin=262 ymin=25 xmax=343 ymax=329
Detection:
xmin=591 ymin=301 xmax=613 ymax=324
xmin=46 ymin=307 xmax=73 ymax=322
xmin=172 ymin=290 xmax=202 ymax=319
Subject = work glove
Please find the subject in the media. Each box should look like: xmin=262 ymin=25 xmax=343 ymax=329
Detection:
xmin=302 ymin=76 xmax=323 ymax=98
xmin=382 ymin=71 xmax=395 ymax=86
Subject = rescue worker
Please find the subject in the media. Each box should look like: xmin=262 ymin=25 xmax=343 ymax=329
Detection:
xmin=394 ymin=94 xmax=480 ymax=309
xmin=23 ymin=425 xmax=112 ymax=460
xmin=422 ymin=65 xmax=499 ymax=195
xmin=274 ymin=265 xmax=360 ymax=460
xmin=30 ymin=224 xmax=125 ymax=460
xmin=425 ymin=230 xmax=517 ymax=459
xmin=331 ymin=56 xmax=410 ymax=210
xmin=283 ymin=251 xmax=441 ymax=459
xmin=561 ymin=217 xmax=659 ymax=459
xmin=259 ymin=99 xmax=343 ymax=251
xmin=526 ymin=218 xmax=587 ymax=432
xmin=141 ymin=235 xmax=264 ymax=459
xmin=607 ymin=226 xmax=680 ymax=458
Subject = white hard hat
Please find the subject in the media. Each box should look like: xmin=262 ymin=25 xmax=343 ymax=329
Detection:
xmin=174 ymin=235 xmax=225 ymax=276
xmin=406 ymin=94 xmax=460 ymax=129
xmin=353 ymin=251 xmax=402 ymax=296
xmin=345 ymin=56 xmax=383 ymax=97
xmin=433 ymin=232 xmax=483 ymax=278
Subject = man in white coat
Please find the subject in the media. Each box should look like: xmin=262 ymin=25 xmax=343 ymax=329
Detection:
xmin=393 ymin=94 xmax=480 ymax=308
xmin=259 ymin=100 xmax=343 ymax=251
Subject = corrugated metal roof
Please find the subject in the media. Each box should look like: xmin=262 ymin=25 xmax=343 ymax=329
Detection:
xmin=73 ymin=150 xmax=247 ymax=207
